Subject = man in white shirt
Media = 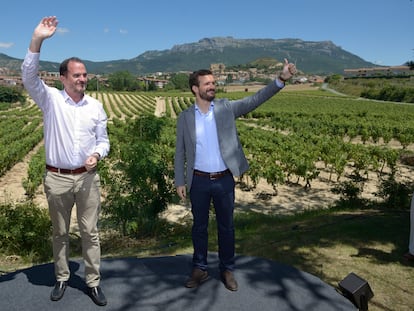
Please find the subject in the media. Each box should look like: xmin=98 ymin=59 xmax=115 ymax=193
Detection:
xmin=21 ymin=16 xmax=110 ymax=307
xmin=403 ymin=195 xmax=414 ymax=262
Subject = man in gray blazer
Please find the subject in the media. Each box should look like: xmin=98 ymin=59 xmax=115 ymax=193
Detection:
xmin=174 ymin=59 xmax=297 ymax=291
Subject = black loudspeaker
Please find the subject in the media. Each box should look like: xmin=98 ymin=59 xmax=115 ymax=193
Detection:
xmin=338 ymin=272 xmax=374 ymax=311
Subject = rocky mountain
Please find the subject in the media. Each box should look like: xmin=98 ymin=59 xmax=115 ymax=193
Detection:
xmin=0 ymin=53 xmax=60 ymax=74
xmin=0 ymin=37 xmax=377 ymax=75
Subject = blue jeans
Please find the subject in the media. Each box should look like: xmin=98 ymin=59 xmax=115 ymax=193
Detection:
xmin=189 ymin=173 xmax=235 ymax=272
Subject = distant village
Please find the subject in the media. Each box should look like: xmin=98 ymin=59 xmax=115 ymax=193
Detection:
xmin=343 ymin=65 xmax=411 ymax=78
xmin=0 ymin=63 xmax=412 ymax=89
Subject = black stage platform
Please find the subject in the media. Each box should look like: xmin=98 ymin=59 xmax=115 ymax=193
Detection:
xmin=0 ymin=253 xmax=356 ymax=310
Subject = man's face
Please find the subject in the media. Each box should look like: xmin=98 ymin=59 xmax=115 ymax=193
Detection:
xmin=60 ymin=61 xmax=87 ymax=95
xmin=195 ymin=74 xmax=216 ymax=102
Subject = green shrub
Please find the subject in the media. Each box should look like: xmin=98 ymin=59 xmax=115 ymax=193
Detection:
xmin=375 ymin=176 xmax=413 ymax=208
xmin=0 ymin=202 xmax=51 ymax=262
xmin=331 ymin=180 xmax=363 ymax=207
xmin=22 ymin=146 xmax=46 ymax=199
xmin=101 ymin=115 xmax=176 ymax=237
xmin=0 ymin=85 xmax=25 ymax=103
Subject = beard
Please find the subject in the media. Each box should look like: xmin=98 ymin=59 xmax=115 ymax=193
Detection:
xmin=73 ymin=82 xmax=86 ymax=93
xmin=199 ymin=89 xmax=215 ymax=101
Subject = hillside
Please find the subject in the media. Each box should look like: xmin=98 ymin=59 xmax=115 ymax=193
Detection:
xmin=0 ymin=37 xmax=377 ymax=75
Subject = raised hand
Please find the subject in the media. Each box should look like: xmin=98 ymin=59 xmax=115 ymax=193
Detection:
xmin=279 ymin=58 xmax=297 ymax=82
xmin=34 ymin=16 xmax=58 ymax=39
xmin=30 ymin=16 xmax=59 ymax=52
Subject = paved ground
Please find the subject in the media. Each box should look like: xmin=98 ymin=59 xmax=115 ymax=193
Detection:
xmin=0 ymin=253 xmax=356 ymax=311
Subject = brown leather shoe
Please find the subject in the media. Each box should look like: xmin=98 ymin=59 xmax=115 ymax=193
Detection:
xmin=403 ymin=252 xmax=414 ymax=261
xmin=185 ymin=268 xmax=209 ymax=288
xmin=221 ymin=270 xmax=238 ymax=291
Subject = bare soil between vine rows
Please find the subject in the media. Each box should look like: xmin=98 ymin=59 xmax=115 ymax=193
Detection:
xmin=2 ymin=139 xmax=414 ymax=230
xmin=2 ymin=85 xmax=414 ymax=228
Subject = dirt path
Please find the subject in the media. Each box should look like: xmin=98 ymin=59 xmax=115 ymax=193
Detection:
xmin=0 ymin=142 xmax=44 ymax=205
xmin=0 ymin=142 xmax=79 ymax=230
xmin=102 ymin=93 xmax=116 ymax=120
xmin=154 ymin=97 xmax=166 ymax=117
xmin=166 ymin=97 xmax=177 ymax=118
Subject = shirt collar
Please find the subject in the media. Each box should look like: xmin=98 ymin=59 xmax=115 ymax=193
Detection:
xmin=195 ymin=101 xmax=214 ymax=114
xmin=62 ymin=89 xmax=87 ymax=106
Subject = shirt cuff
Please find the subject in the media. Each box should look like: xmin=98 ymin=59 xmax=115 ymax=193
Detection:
xmin=275 ymin=79 xmax=285 ymax=88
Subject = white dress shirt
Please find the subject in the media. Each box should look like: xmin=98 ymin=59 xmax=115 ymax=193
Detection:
xmin=21 ymin=51 xmax=110 ymax=169
xmin=194 ymin=102 xmax=228 ymax=173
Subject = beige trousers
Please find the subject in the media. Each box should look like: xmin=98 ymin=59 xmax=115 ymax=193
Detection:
xmin=44 ymin=170 xmax=102 ymax=287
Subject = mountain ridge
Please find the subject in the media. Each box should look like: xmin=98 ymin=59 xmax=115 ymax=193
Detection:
xmin=0 ymin=37 xmax=377 ymax=75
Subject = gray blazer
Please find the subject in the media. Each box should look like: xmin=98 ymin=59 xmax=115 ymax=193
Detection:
xmin=174 ymin=81 xmax=283 ymax=188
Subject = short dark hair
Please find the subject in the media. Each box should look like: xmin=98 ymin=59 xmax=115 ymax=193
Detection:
xmin=59 ymin=57 xmax=85 ymax=76
xmin=189 ymin=69 xmax=213 ymax=95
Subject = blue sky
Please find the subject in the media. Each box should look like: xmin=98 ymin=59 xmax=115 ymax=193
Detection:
xmin=1 ymin=0 xmax=413 ymax=67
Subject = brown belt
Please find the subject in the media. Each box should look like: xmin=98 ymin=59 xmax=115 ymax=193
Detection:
xmin=193 ymin=169 xmax=231 ymax=180
xmin=46 ymin=165 xmax=87 ymax=174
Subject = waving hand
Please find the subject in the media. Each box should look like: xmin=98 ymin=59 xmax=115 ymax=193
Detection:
xmin=29 ymin=16 xmax=59 ymax=53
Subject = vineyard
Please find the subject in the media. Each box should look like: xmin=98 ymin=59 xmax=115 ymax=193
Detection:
xmin=3 ymin=86 xmax=414 ymax=311
xmin=1 ymin=87 xmax=414 ymax=210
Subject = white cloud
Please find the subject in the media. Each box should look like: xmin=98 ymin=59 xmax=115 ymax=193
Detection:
xmin=104 ymin=28 xmax=110 ymax=33
xmin=119 ymin=29 xmax=128 ymax=35
xmin=56 ymin=27 xmax=69 ymax=35
xmin=0 ymin=42 xmax=14 ymax=49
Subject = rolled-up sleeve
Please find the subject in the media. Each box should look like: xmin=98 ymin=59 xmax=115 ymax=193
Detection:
xmin=94 ymin=105 xmax=110 ymax=159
